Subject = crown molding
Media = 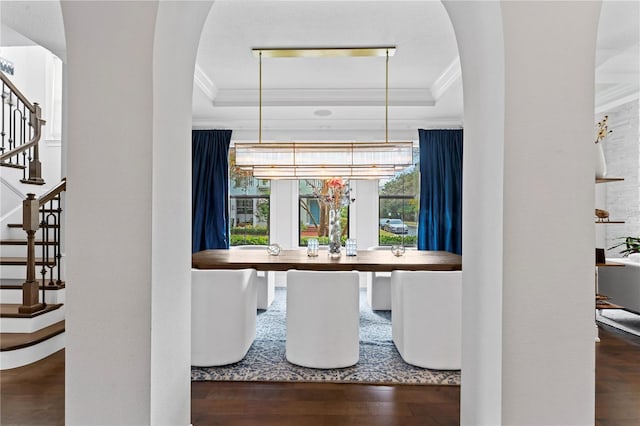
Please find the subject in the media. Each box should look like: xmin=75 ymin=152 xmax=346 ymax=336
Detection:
xmin=212 ymin=88 xmax=435 ymax=107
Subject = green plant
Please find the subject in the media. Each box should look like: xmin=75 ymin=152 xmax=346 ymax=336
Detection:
xmin=609 ymin=236 xmax=640 ymax=257
xmin=230 ymin=235 xmax=269 ymax=246
xmin=230 ymin=226 xmax=268 ymax=236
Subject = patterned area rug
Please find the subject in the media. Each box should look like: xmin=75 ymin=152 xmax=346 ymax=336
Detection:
xmin=191 ymin=288 xmax=460 ymax=385
xmin=597 ymin=309 xmax=640 ymax=337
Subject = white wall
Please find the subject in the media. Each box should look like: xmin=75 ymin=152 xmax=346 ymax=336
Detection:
xmin=63 ymin=1 xmax=213 ymax=424
xmin=500 ymin=3 xmax=599 ymax=424
xmin=63 ymin=2 xmax=156 ymax=424
xmin=600 ymin=100 xmax=640 ymax=256
xmin=446 ymin=1 xmax=600 ymax=424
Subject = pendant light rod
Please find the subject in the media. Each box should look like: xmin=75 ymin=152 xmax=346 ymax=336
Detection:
xmin=259 ymin=50 xmax=262 ymax=144
xmin=386 ymin=48 xmax=389 ymax=144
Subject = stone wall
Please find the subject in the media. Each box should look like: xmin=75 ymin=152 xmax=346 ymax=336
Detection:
xmin=602 ymin=99 xmax=640 ymax=258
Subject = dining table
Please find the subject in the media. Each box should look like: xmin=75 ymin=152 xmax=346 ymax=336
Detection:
xmin=192 ymin=249 xmax=462 ymax=272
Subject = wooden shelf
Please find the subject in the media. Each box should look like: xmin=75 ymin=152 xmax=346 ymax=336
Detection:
xmin=596 ymin=300 xmax=624 ymax=309
xmin=595 ymin=221 xmax=625 ymax=224
xmin=596 ymin=177 xmax=624 ymax=184
xmin=596 ymin=261 xmax=626 ymax=267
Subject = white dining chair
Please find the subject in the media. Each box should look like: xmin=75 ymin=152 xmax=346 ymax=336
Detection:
xmin=231 ymin=245 xmax=275 ymax=309
xmin=366 ymin=246 xmax=393 ymax=310
xmin=391 ymin=270 xmax=462 ymax=370
xmin=286 ymin=270 xmax=360 ymax=368
xmin=191 ymin=268 xmax=257 ymax=366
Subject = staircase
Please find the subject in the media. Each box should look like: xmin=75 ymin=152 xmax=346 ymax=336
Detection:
xmin=1 ymin=70 xmax=65 ymax=370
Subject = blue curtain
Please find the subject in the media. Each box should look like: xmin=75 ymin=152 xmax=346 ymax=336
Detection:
xmin=417 ymin=129 xmax=463 ymax=254
xmin=192 ymin=130 xmax=231 ymax=252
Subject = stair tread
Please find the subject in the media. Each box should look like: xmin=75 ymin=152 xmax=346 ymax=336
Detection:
xmin=0 ymin=320 xmax=65 ymax=351
xmin=0 ymin=303 xmax=63 ymax=318
xmin=0 ymin=239 xmax=57 ymax=246
xmin=7 ymin=223 xmax=60 ymax=228
xmin=0 ymin=257 xmax=57 ymax=266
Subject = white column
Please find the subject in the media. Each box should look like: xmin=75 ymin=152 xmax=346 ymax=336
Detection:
xmin=445 ymin=1 xmax=600 ymax=424
xmin=62 ymin=1 xmax=212 ymax=424
xmin=270 ymin=179 xmax=299 ymax=249
xmin=350 ymin=180 xmax=379 ymax=250
xmin=63 ymin=2 xmax=157 ymax=423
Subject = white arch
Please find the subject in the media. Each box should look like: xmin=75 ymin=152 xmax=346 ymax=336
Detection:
xmin=61 ymin=1 xmax=212 ymax=424
xmin=445 ymin=1 xmax=601 ymax=424
xmin=59 ymin=1 xmax=601 ymax=424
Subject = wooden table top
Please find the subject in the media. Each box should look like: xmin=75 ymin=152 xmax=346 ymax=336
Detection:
xmin=192 ymin=249 xmax=462 ymax=272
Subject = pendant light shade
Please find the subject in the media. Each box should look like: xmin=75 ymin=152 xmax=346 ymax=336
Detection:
xmin=235 ymin=141 xmax=414 ymax=179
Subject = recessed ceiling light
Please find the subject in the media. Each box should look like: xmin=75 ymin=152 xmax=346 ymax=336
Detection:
xmin=314 ymin=109 xmax=332 ymax=117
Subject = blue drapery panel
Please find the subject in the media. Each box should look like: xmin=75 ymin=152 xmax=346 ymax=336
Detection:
xmin=192 ymin=130 xmax=231 ymax=252
xmin=417 ymin=129 xmax=463 ymax=254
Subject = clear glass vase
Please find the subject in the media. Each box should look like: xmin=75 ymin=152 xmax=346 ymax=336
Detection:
xmin=328 ymin=207 xmax=342 ymax=258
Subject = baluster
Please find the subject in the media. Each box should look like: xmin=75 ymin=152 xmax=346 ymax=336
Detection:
xmin=40 ymin=205 xmax=48 ymax=301
xmin=55 ymin=197 xmax=63 ymax=285
xmin=1 ymin=84 xmax=6 ymax=154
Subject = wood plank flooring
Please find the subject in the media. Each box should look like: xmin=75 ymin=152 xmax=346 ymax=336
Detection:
xmin=1 ymin=323 xmax=638 ymax=425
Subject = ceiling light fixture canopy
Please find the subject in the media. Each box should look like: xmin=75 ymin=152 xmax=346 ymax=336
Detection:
xmin=234 ymin=46 xmax=413 ymax=179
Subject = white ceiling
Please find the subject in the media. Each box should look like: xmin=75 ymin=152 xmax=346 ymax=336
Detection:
xmin=1 ymin=0 xmax=638 ymax=142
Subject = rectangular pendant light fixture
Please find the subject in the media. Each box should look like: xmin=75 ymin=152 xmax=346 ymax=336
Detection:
xmin=236 ymin=46 xmax=411 ymax=179
xmin=235 ymin=141 xmax=414 ymax=179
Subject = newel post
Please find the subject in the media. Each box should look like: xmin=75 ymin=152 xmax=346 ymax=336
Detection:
xmin=22 ymin=103 xmax=45 ymax=185
xmin=19 ymin=193 xmax=45 ymax=314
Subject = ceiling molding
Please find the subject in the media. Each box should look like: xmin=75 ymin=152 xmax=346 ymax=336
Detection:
xmin=431 ymin=56 xmax=461 ymax=101
xmin=212 ymin=88 xmax=435 ymax=107
xmin=194 ymin=63 xmax=218 ymax=101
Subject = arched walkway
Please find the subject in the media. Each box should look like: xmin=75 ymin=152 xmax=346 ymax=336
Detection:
xmin=59 ymin=1 xmax=601 ymax=424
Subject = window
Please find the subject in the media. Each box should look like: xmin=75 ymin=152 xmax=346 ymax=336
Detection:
xmin=229 ymin=148 xmax=270 ymax=246
xmin=378 ymin=148 xmax=419 ymax=246
xmin=299 ymin=179 xmax=350 ymax=247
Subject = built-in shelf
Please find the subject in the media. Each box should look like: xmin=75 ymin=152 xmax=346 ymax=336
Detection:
xmin=596 ymin=177 xmax=624 ymax=184
xmin=596 ymin=300 xmax=624 ymax=309
xmin=596 ymin=261 xmax=625 ymax=267
xmin=594 ymin=177 xmax=627 ymax=315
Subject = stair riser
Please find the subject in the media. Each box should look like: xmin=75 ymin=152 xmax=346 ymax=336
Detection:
xmin=0 ymin=264 xmax=62 ymax=280
xmin=0 ymin=244 xmax=27 ymax=257
xmin=0 ymin=288 xmax=65 ymax=304
xmin=1 ymin=332 xmax=65 ymax=370
xmin=0 ymin=305 xmax=65 ymax=333
xmin=1 ymin=245 xmax=59 ymax=257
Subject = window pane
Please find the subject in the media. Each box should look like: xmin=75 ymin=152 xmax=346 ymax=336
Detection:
xmin=378 ymin=148 xmax=419 ymax=246
xmin=299 ymin=179 xmax=350 ymax=247
xmin=230 ymin=148 xmax=270 ymax=246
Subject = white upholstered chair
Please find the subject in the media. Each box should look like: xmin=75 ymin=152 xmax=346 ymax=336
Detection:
xmin=367 ymin=246 xmax=392 ymax=310
xmin=191 ymin=268 xmax=257 ymax=367
xmin=391 ymin=270 xmax=462 ymax=370
xmin=286 ymin=270 xmax=360 ymax=368
xmin=232 ymin=245 xmax=275 ymax=309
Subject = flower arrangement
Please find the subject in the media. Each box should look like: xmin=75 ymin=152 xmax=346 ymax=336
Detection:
xmin=308 ymin=178 xmax=355 ymax=211
xmin=595 ymin=115 xmax=613 ymax=144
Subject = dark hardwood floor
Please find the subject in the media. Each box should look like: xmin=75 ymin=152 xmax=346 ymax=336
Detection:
xmin=1 ymin=323 xmax=639 ymax=425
